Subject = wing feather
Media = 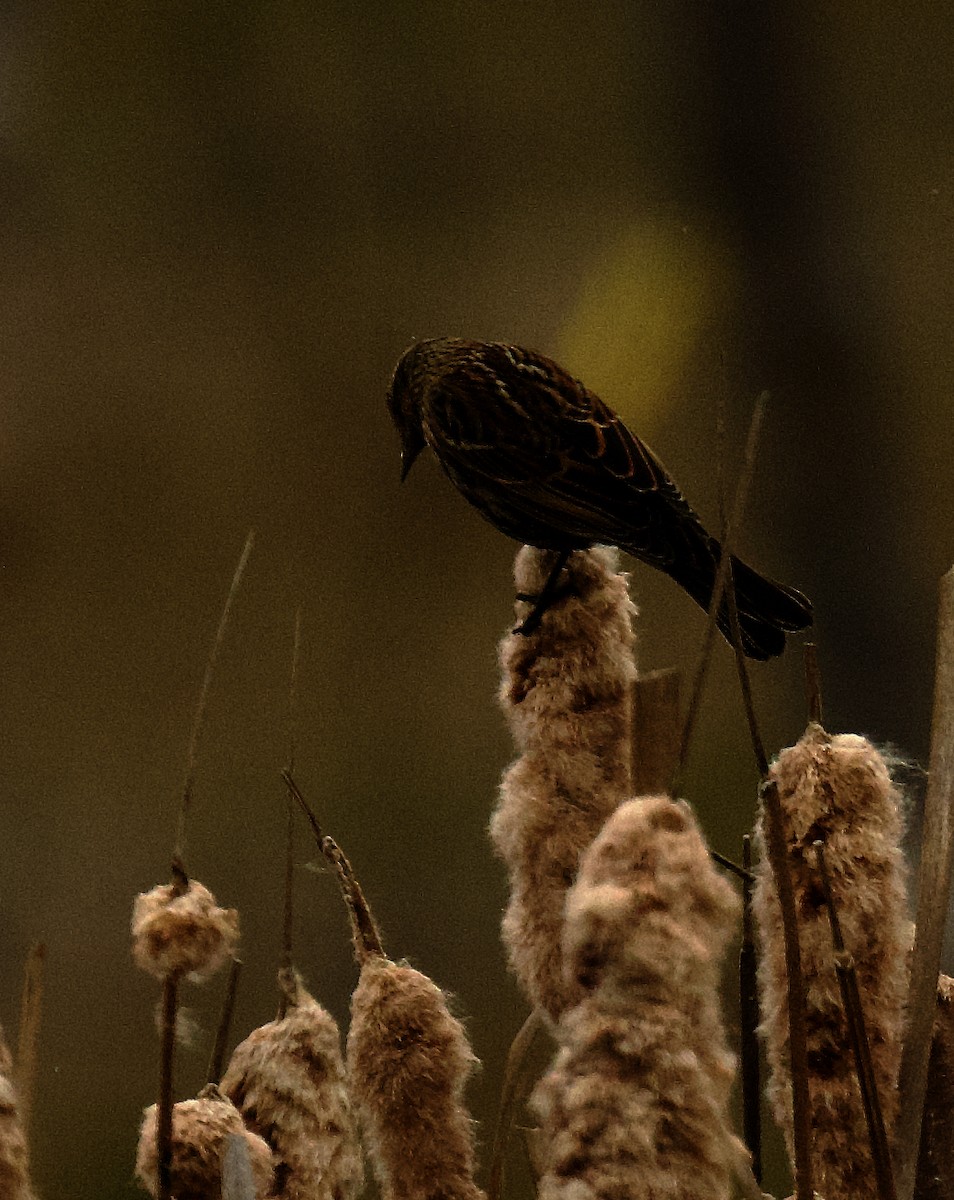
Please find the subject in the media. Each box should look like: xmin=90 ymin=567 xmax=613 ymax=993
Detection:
xmin=420 ymin=341 xmax=708 ymax=567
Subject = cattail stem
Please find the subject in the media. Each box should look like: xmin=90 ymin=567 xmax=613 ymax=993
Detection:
xmin=280 ymin=608 xmax=302 ymax=1012
xmin=281 ymin=770 xmax=385 ymax=961
xmin=710 ymin=849 xmax=754 ymax=882
xmin=156 ymin=974 xmax=180 ymax=1200
xmin=207 ymin=958 xmax=243 ymax=1086
xmin=759 ymin=777 xmax=814 ymax=1200
xmin=15 ymin=941 xmax=45 ymax=1136
xmin=631 ymin=668 xmax=681 ymax=795
xmin=173 ymin=529 xmax=254 ymax=874
xmin=726 ymin=560 xmax=769 ymax=777
xmin=813 ymin=840 xmax=897 ymax=1200
xmin=674 ymin=392 xmax=767 ymax=794
xmin=804 ymin=642 xmax=824 ymax=725
xmin=895 ymin=565 xmax=954 ymax=1200
xmin=488 ymin=1008 xmax=546 ymax=1200
xmin=222 ymin=1133 xmax=257 ymax=1200
xmin=739 ymin=835 xmax=762 ymax=1183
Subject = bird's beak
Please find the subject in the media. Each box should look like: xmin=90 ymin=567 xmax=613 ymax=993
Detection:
xmin=400 ymin=437 xmax=423 ymax=482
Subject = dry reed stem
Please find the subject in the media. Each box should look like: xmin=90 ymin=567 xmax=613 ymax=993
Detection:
xmin=281 ymin=772 xmax=385 ymax=962
xmin=674 ymin=392 xmax=767 ymax=794
xmin=282 ymin=608 xmax=302 ymax=995
xmin=136 ymin=1085 xmax=274 ymax=1200
xmin=753 ymin=726 xmax=909 ymax=1199
xmin=0 ymin=1025 xmax=37 ymax=1200
xmin=533 ymin=796 xmax=741 ymax=1200
xmin=208 ymin=958 xmax=243 ymax=1086
xmin=132 ymin=879 xmax=240 ymax=983
xmin=813 ymin=839 xmax=897 ymax=1199
xmin=739 ymin=835 xmax=762 ymax=1184
xmin=757 ymin=777 xmax=813 ymax=1200
xmin=630 ymin=668 xmax=681 ymax=795
xmin=346 ymin=956 xmax=484 ymax=1200
xmin=221 ymin=972 xmax=363 ymax=1200
xmin=223 ymin=1133 xmax=259 ymax=1200
xmin=914 ymin=974 xmax=954 ymax=1200
xmin=488 ymin=1007 xmax=546 ymax=1200
xmin=491 ymin=546 xmax=636 ymax=1021
xmin=14 ymin=943 xmax=44 ymax=1137
xmin=895 ymin=565 xmax=954 ymax=1200
xmin=173 ymin=529 xmax=255 ymax=871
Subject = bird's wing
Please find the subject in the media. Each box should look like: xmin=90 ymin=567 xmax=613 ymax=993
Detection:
xmin=422 ymin=342 xmax=710 ymax=569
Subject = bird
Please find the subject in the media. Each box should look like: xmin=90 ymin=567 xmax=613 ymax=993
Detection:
xmin=387 ymin=337 xmax=812 ymax=659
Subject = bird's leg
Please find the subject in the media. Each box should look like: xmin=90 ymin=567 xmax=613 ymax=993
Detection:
xmin=514 ymin=550 xmax=572 ymax=636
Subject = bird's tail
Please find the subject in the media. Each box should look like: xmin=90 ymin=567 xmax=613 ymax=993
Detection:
xmin=666 ymin=546 xmax=813 ymax=661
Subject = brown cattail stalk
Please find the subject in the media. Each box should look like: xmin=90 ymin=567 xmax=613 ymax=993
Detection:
xmin=346 ymin=955 xmax=484 ymax=1200
xmin=136 ymin=534 xmax=253 ymax=1200
xmin=136 ymin=1084 xmax=273 ymax=1200
xmin=739 ymin=835 xmax=762 ymax=1184
xmin=490 ymin=546 xmax=636 ymax=1021
xmin=281 ymin=772 xmax=384 ymax=962
xmin=896 ymin=564 xmax=954 ymax=1200
xmin=131 ymin=879 xmax=240 ymax=1200
xmin=533 ymin=796 xmax=741 ymax=1200
xmin=14 ymin=943 xmax=44 ymax=1138
xmin=753 ymin=725 xmax=909 ymax=1199
xmin=915 ymin=974 xmax=954 ymax=1200
xmin=174 ymin=529 xmax=255 ymax=872
xmin=0 ymin=1025 xmax=37 ymax=1200
xmin=221 ymin=971 xmax=363 ymax=1200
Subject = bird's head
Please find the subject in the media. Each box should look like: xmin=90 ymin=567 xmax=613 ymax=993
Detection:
xmin=387 ymin=338 xmax=464 ymax=481
xmin=387 ymin=344 xmax=426 ymax=480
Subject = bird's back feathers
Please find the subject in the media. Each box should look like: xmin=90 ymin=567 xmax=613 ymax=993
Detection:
xmin=390 ymin=337 xmax=812 ymax=658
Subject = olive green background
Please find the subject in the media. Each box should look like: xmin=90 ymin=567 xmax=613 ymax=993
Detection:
xmin=1 ymin=3 xmax=952 ymax=1197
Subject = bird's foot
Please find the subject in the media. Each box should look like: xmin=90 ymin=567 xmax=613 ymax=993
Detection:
xmin=513 ymin=551 xmax=573 ymax=636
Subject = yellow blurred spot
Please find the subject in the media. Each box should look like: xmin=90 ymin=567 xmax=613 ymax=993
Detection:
xmin=557 ymin=220 xmax=737 ymax=435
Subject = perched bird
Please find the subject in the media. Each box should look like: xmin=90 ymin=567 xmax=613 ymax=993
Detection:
xmin=387 ymin=337 xmax=812 ymax=659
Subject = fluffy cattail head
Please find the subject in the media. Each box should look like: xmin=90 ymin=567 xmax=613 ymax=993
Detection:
xmin=347 ymin=956 xmax=483 ymax=1200
xmin=564 ymin=796 xmax=740 ymax=1001
xmin=0 ymin=1026 xmax=37 ymax=1200
xmin=754 ymin=725 xmax=909 ymax=1199
xmin=491 ymin=546 xmax=636 ymax=1020
xmin=221 ymin=974 xmax=363 ymax=1200
xmin=533 ymin=796 xmax=741 ymax=1200
xmin=131 ymin=879 xmax=239 ymax=982
xmin=135 ymin=1086 xmax=273 ymax=1200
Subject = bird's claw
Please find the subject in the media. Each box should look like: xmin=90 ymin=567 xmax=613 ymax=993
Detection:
xmin=513 ymin=612 xmax=544 ymax=637
xmin=513 ymin=563 xmax=576 ymax=636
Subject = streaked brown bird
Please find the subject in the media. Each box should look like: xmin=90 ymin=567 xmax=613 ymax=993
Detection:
xmin=387 ymin=337 xmax=812 ymax=659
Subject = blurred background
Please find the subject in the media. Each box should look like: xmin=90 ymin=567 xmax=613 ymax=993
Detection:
xmin=1 ymin=2 xmax=952 ymax=1196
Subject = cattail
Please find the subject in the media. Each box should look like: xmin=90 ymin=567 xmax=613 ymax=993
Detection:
xmin=346 ymin=955 xmax=484 ymax=1200
xmin=135 ymin=1084 xmax=274 ymax=1200
xmin=132 ymin=879 xmax=240 ymax=983
xmin=490 ymin=546 xmax=636 ymax=1020
xmin=533 ymin=796 xmax=741 ymax=1200
xmin=220 ymin=972 xmax=363 ymax=1200
xmin=753 ymin=724 xmax=909 ymax=1199
xmin=0 ymin=1025 xmax=37 ymax=1200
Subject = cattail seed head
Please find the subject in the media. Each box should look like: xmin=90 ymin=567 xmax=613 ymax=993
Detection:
xmin=346 ymin=956 xmax=484 ymax=1200
xmin=135 ymin=1085 xmax=273 ymax=1200
xmin=490 ymin=546 xmax=636 ymax=1021
xmin=132 ymin=879 xmax=239 ymax=982
xmin=534 ymin=797 xmax=740 ymax=1200
xmin=753 ymin=725 xmax=909 ymax=1199
xmin=221 ymin=974 xmax=363 ymax=1200
xmin=0 ymin=1026 xmax=37 ymax=1200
